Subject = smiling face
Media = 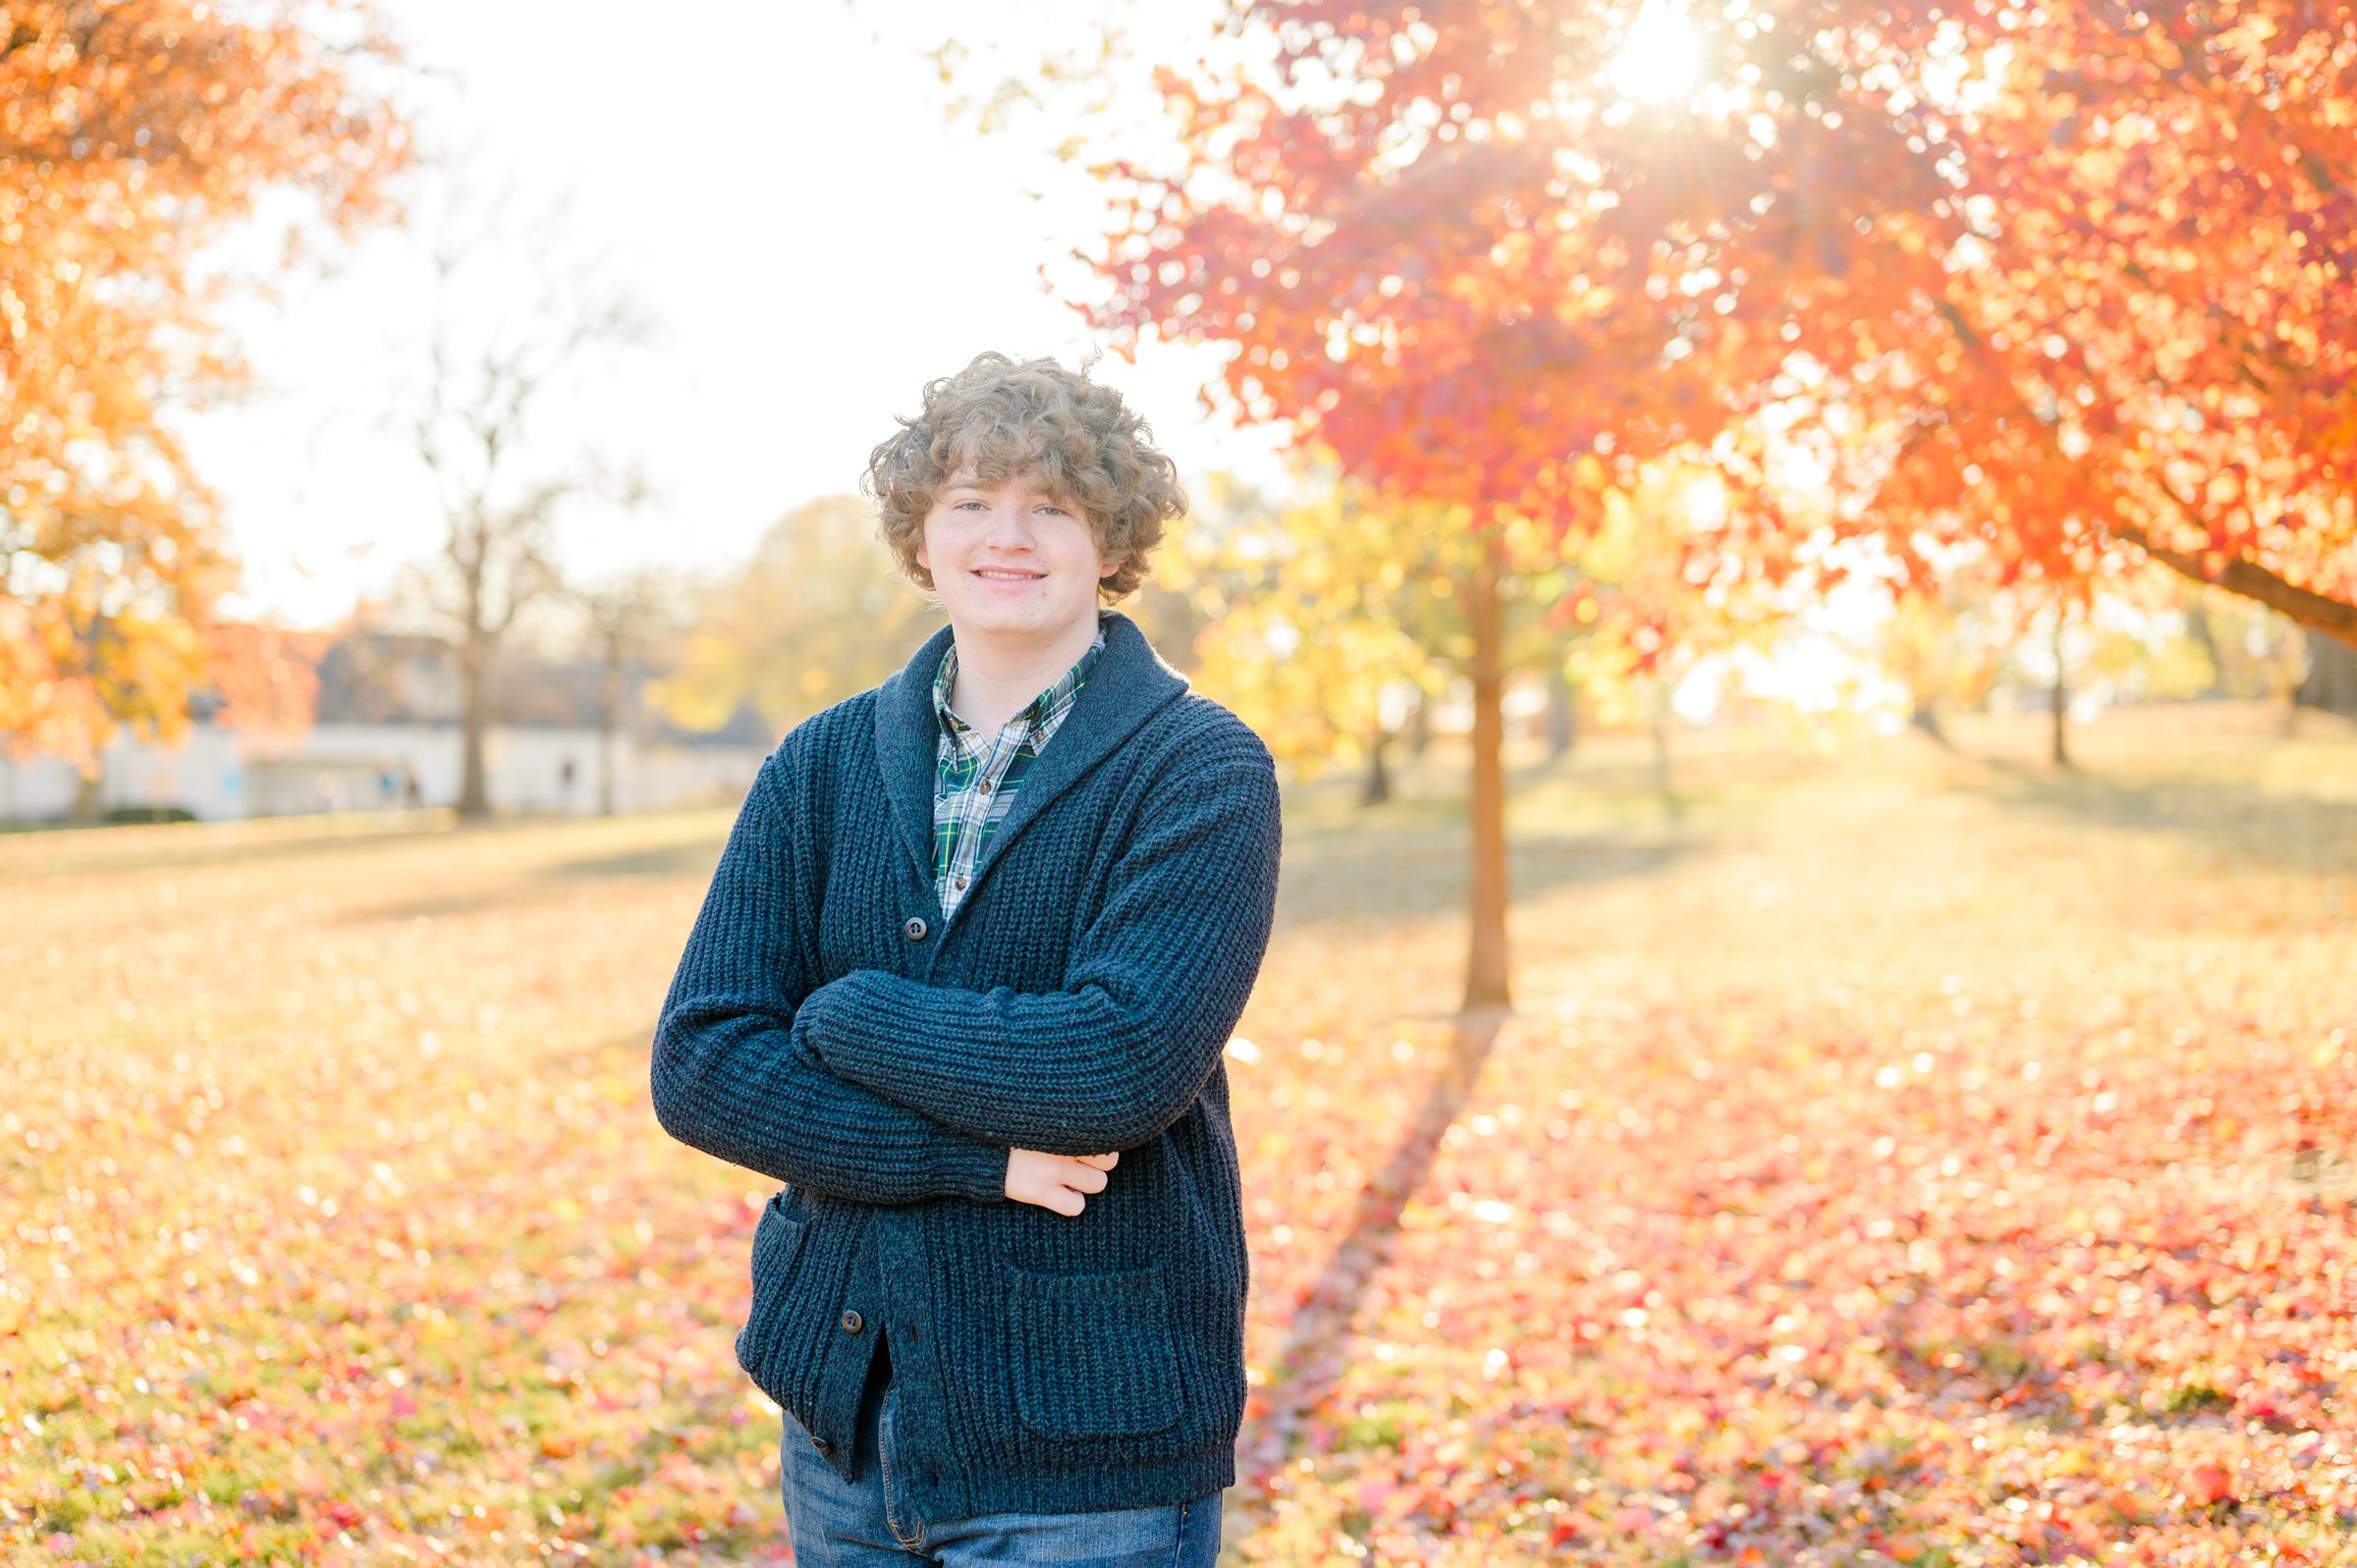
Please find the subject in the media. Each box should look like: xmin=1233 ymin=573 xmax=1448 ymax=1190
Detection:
xmin=863 ymin=354 xmax=1189 ymax=612
xmin=914 ymin=470 xmax=1124 ymax=648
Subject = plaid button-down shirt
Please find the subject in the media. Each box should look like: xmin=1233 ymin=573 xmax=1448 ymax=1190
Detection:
xmin=931 ymin=612 xmax=1110 ymax=925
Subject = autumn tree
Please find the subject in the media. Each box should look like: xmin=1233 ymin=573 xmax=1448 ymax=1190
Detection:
xmin=1165 ymin=453 xmax=1745 ymax=987
xmin=1879 ymin=594 xmax=2000 ymax=749
xmin=1858 ymin=1 xmax=2357 ymax=648
xmin=657 ymin=495 xmax=943 ymax=742
xmin=1173 ymin=461 xmax=1606 ymax=808
xmin=1574 ymin=456 xmax=1793 ymax=807
xmin=1169 ymin=468 xmax=1452 ymax=806
xmin=0 ymin=0 xmax=407 ymax=769
xmin=1053 ymin=4 xmax=1815 ymax=1007
xmin=1579 ymin=0 xmax=2357 ymax=669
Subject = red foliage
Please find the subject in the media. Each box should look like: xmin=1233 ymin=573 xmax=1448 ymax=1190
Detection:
xmin=1083 ymin=1 xmax=2357 ymax=637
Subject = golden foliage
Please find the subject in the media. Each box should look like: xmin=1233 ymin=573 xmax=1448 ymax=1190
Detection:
xmin=655 ymin=495 xmax=944 ymax=739
xmin=0 ymin=1 xmax=408 ymax=765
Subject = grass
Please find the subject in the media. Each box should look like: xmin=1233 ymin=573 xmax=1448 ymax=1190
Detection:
xmin=1 ymin=700 xmax=2351 ymax=1566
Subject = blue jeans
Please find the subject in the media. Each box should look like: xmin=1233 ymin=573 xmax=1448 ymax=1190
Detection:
xmin=778 ymin=1332 xmax=1223 ymax=1565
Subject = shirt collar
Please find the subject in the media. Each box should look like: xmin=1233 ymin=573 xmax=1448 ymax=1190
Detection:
xmin=933 ymin=611 xmax=1111 ymax=742
xmin=872 ymin=608 xmax=1195 ymax=888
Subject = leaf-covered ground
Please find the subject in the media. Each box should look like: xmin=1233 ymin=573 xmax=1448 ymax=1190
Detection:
xmin=2 ymin=704 xmax=2351 ymax=1566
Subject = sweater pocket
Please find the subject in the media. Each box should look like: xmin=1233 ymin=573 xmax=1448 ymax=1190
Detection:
xmin=1003 ymin=1259 xmax=1184 ymax=1439
xmin=734 ymin=1189 xmax=809 ymax=1393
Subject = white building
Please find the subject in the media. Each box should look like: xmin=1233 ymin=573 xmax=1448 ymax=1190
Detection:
xmin=1 ymin=626 xmax=793 ymax=825
xmin=0 ymin=721 xmax=767 ymax=823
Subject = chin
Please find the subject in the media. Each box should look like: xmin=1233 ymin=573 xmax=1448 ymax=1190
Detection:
xmin=955 ymin=599 xmax=1089 ymax=636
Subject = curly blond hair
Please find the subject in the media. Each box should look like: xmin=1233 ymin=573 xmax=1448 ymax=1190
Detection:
xmin=863 ymin=351 xmax=1186 ymax=602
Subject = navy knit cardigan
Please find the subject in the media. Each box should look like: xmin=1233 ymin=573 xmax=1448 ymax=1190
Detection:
xmin=650 ymin=608 xmax=1283 ymax=1519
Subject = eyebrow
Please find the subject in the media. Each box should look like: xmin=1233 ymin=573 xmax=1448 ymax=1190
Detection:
xmin=940 ymin=476 xmax=1077 ymax=505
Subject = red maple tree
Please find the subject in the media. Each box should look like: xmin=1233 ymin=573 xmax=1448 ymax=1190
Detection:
xmin=1077 ymin=0 xmax=2357 ymax=1004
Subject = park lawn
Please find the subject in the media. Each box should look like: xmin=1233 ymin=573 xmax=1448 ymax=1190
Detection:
xmin=0 ymin=703 xmax=2351 ymax=1567
xmin=1239 ymin=705 xmax=2357 ymax=1567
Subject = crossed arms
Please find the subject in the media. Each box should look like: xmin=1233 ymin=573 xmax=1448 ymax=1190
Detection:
xmin=649 ymin=740 xmax=1283 ymax=1209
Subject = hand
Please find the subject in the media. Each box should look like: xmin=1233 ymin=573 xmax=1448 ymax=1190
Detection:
xmin=1005 ymin=1148 xmax=1118 ymax=1217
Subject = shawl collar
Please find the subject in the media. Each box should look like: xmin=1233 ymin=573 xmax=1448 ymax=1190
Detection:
xmin=870 ymin=608 xmax=1191 ymax=910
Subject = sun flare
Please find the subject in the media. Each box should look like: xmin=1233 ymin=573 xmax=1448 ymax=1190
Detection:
xmin=1610 ymin=0 xmax=1702 ymax=104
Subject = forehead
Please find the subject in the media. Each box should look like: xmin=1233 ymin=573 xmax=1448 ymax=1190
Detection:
xmin=938 ymin=467 xmax=1074 ymax=500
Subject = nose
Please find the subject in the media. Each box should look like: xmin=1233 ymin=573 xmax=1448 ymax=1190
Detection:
xmin=979 ymin=499 xmax=1036 ymax=548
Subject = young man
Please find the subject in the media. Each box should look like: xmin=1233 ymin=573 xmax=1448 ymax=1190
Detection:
xmin=650 ymin=351 xmax=1282 ymax=1565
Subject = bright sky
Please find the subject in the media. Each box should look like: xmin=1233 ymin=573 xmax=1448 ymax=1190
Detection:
xmin=186 ymin=0 xmax=1288 ymax=628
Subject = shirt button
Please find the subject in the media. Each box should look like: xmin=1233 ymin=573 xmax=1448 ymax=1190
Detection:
xmin=840 ymin=1309 xmax=864 ymax=1333
xmin=953 ymin=876 xmax=967 ymax=891
xmin=903 ymin=916 xmax=928 ymax=941
xmin=978 ymin=780 xmax=993 ymax=794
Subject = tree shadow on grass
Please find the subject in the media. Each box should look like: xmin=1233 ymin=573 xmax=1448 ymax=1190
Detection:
xmin=1226 ymin=1008 xmax=1507 ymax=1552
xmin=1960 ymin=765 xmax=2357 ymax=878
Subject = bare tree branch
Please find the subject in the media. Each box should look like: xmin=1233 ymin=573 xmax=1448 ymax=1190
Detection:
xmin=402 ymin=194 xmax=651 ymax=818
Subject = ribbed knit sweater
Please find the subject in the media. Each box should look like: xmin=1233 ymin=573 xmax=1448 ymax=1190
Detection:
xmin=649 ymin=608 xmax=1283 ymax=1519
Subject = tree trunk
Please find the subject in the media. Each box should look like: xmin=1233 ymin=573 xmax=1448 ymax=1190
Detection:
xmin=2182 ymin=587 xmax=2224 ymax=698
xmin=459 ymin=642 xmax=492 ymax=821
xmin=598 ymin=635 xmax=623 ymax=817
xmin=1648 ymin=682 xmax=1680 ymax=817
xmin=1542 ymin=661 xmax=1576 ymax=760
xmin=1359 ymin=719 xmax=1392 ymax=807
xmin=1403 ymin=689 xmax=1431 ymax=755
xmin=1462 ymin=525 xmax=1511 ymax=1013
xmin=2107 ymin=514 xmax=2357 ymax=652
xmin=1908 ymin=693 xmax=1950 ymax=748
xmin=2296 ymin=626 xmax=2357 ymax=715
xmin=72 ymin=763 xmax=103 ymax=825
xmin=2050 ymin=604 xmax=2072 ymax=770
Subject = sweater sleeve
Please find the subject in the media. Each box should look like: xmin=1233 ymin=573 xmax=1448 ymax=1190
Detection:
xmin=649 ymin=743 xmax=1011 ymax=1207
xmin=796 ymin=747 xmax=1283 ymax=1157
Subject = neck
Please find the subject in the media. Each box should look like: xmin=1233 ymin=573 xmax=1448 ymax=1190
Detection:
xmin=949 ymin=610 xmax=1105 ymax=732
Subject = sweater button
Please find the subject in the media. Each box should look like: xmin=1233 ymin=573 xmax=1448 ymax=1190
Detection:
xmin=810 ymin=1434 xmax=833 ymax=1454
xmin=903 ymin=916 xmax=928 ymax=941
xmin=840 ymin=1309 xmax=864 ymax=1334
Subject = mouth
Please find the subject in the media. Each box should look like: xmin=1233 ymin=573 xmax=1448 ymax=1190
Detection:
xmin=971 ymin=568 xmax=1045 ymax=582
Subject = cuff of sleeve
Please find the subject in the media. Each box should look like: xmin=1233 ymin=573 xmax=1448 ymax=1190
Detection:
xmin=933 ymin=1135 xmax=1010 ymax=1205
xmin=790 ymin=974 xmax=846 ymax=1064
